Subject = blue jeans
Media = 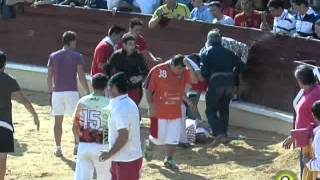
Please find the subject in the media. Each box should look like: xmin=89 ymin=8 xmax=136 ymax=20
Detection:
xmin=0 ymin=0 xmax=15 ymax=19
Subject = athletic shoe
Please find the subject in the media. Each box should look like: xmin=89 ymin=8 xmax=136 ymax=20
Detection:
xmin=164 ymin=159 xmax=179 ymax=171
xmin=207 ymin=134 xmax=226 ymax=148
xmin=54 ymin=149 xmax=63 ymax=157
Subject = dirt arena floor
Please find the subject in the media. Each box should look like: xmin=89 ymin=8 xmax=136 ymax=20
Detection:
xmin=5 ymin=91 xmax=301 ymax=180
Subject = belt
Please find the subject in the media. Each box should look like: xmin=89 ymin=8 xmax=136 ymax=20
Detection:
xmin=210 ymin=72 xmax=233 ymax=80
xmin=0 ymin=121 xmax=14 ymax=132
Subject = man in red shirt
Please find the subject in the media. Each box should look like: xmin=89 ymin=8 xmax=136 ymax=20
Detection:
xmin=119 ymin=18 xmax=161 ymax=68
xmin=144 ymin=54 xmax=197 ymax=170
xmin=234 ymin=0 xmax=262 ymax=28
xmin=91 ymin=25 xmax=125 ymax=76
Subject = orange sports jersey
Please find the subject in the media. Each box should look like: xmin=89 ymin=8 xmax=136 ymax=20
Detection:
xmin=234 ymin=10 xmax=262 ymax=28
xmin=144 ymin=63 xmax=191 ymax=119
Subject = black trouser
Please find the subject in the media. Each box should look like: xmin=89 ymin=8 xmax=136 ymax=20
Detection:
xmin=205 ymin=76 xmax=234 ymax=137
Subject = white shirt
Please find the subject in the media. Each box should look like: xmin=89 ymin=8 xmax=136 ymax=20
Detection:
xmin=273 ymin=9 xmax=296 ymax=36
xmin=106 ymin=94 xmax=142 ymax=162
xmin=107 ymin=0 xmax=120 ymax=10
xmin=307 ymin=126 xmax=320 ymax=171
xmin=212 ymin=15 xmax=235 ymax=26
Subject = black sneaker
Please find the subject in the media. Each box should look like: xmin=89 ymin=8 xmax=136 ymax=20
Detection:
xmin=164 ymin=159 xmax=179 ymax=171
xmin=178 ymin=142 xmax=192 ymax=149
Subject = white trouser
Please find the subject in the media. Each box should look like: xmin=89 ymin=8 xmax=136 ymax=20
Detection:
xmin=75 ymin=142 xmax=111 ymax=180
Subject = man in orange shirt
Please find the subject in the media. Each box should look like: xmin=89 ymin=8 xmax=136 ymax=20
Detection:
xmin=144 ymin=54 xmax=197 ymax=170
xmin=234 ymin=0 xmax=262 ymax=28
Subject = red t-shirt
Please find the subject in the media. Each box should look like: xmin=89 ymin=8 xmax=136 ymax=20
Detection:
xmin=118 ymin=34 xmax=148 ymax=52
xmin=191 ymin=81 xmax=208 ymax=93
xmin=144 ymin=63 xmax=191 ymax=119
xmin=234 ymin=10 xmax=262 ymax=28
xmin=91 ymin=38 xmax=114 ymax=76
xmin=223 ymin=7 xmax=236 ymax=19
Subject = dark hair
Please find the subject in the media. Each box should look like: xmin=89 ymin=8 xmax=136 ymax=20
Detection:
xmin=0 ymin=51 xmax=6 ymax=69
xmin=108 ymin=25 xmax=126 ymax=36
xmin=292 ymin=0 xmax=309 ymax=6
xmin=171 ymin=54 xmax=186 ymax=67
xmin=267 ymin=0 xmax=285 ymax=9
xmin=187 ymin=53 xmax=201 ymax=66
xmin=209 ymin=1 xmax=222 ymax=9
xmin=122 ymin=34 xmax=136 ymax=44
xmin=312 ymin=101 xmax=320 ymax=120
xmin=129 ymin=18 xmax=144 ymax=29
xmin=92 ymin=73 xmax=109 ymax=91
xmin=108 ymin=72 xmax=128 ymax=94
xmin=294 ymin=65 xmax=317 ymax=85
xmin=62 ymin=31 xmax=77 ymax=45
xmin=316 ymin=19 xmax=320 ymax=26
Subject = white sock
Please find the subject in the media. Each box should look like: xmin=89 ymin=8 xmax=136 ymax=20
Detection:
xmin=56 ymin=146 xmax=62 ymax=151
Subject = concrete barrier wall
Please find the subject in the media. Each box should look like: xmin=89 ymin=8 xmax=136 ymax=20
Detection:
xmin=6 ymin=62 xmax=292 ymax=135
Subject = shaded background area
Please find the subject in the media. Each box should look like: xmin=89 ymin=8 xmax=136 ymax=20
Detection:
xmin=1 ymin=5 xmax=320 ymax=112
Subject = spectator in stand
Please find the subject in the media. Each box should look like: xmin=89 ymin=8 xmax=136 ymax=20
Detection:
xmin=268 ymin=0 xmax=296 ymax=36
xmin=119 ymin=18 xmax=161 ymax=68
xmin=177 ymin=0 xmax=193 ymax=10
xmin=91 ymin=25 xmax=125 ymax=76
xmin=117 ymin=0 xmax=141 ymax=12
xmin=133 ymin=0 xmax=161 ymax=14
xmin=234 ymin=0 xmax=262 ymax=28
xmin=292 ymin=0 xmax=320 ymax=38
xmin=315 ymin=20 xmax=320 ymax=39
xmin=148 ymin=0 xmax=191 ymax=29
xmin=222 ymin=0 xmax=236 ymax=18
xmin=190 ymin=0 xmax=214 ymax=23
xmin=105 ymin=34 xmax=149 ymax=105
xmin=210 ymin=1 xmax=235 ymax=25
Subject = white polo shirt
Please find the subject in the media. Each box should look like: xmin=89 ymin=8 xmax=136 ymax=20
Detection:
xmin=273 ymin=9 xmax=296 ymax=36
xmin=106 ymin=94 xmax=142 ymax=162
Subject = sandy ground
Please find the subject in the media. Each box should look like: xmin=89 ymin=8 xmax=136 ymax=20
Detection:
xmin=5 ymin=90 xmax=301 ymax=180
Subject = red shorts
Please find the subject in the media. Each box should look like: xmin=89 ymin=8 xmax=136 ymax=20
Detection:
xmin=111 ymin=158 xmax=143 ymax=180
xmin=128 ymin=88 xmax=143 ymax=105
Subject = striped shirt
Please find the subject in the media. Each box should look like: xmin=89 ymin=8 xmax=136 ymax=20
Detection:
xmin=273 ymin=9 xmax=296 ymax=36
xmin=296 ymin=7 xmax=320 ymax=37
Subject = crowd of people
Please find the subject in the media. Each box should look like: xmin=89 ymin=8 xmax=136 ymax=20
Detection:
xmin=1 ymin=0 xmax=320 ymax=39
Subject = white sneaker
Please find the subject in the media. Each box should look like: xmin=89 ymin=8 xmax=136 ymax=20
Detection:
xmin=54 ymin=148 xmax=63 ymax=157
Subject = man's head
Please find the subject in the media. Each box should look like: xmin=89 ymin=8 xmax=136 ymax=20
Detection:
xmin=241 ymin=0 xmax=254 ymax=13
xmin=209 ymin=1 xmax=223 ymax=18
xmin=0 ymin=51 xmax=6 ymax=71
xmin=206 ymin=29 xmax=222 ymax=46
xmin=108 ymin=25 xmax=126 ymax=44
xmin=267 ymin=0 xmax=285 ymax=17
xmin=108 ymin=72 xmax=128 ymax=98
xmin=62 ymin=31 xmax=77 ymax=50
xmin=92 ymin=73 xmax=109 ymax=92
xmin=313 ymin=101 xmax=320 ymax=123
xmin=129 ymin=18 xmax=144 ymax=37
xmin=292 ymin=0 xmax=309 ymax=15
xmin=315 ymin=20 xmax=320 ymax=38
xmin=294 ymin=65 xmax=317 ymax=89
xmin=191 ymin=0 xmax=204 ymax=8
xmin=166 ymin=0 xmax=177 ymax=6
xmin=122 ymin=34 xmax=136 ymax=54
xmin=170 ymin=54 xmax=186 ymax=75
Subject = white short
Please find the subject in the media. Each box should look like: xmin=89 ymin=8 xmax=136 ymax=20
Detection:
xmin=52 ymin=91 xmax=79 ymax=116
xmin=149 ymin=118 xmax=181 ymax=145
xmin=75 ymin=142 xmax=111 ymax=180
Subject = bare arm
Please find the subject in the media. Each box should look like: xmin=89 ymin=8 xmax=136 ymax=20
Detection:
xmin=47 ymin=66 xmax=53 ymax=93
xmin=100 ymin=129 xmax=129 ymax=161
xmin=12 ymin=91 xmax=40 ymax=131
xmin=77 ymin=64 xmax=90 ymax=94
xmin=72 ymin=104 xmax=81 ymax=144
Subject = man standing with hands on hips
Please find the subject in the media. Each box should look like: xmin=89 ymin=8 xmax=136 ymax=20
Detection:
xmin=100 ymin=72 xmax=143 ymax=180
